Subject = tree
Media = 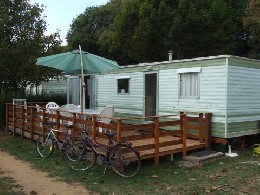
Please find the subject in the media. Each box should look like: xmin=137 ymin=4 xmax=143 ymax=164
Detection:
xmin=170 ymin=0 xmax=248 ymax=59
xmin=0 ymin=0 xmax=62 ymax=94
xmin=67 ymin=0 xmax=249 ymax=65
xmin=243 ymin=0 xmax=260 ymax=59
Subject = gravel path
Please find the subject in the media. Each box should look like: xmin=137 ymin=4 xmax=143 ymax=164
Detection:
xmin=0 ymin=150 xmax=90 ymax=195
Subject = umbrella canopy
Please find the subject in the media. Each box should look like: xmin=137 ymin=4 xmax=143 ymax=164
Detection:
xmin=36 ymin=49 xmax=119 ymax=75
xmin=36 ymin=47 xmax=119 ymax=113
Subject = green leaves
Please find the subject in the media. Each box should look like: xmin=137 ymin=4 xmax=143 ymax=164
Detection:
xmin=0 ymin=0 xmax=63 ymax=91
xmin=67 ymin=0 xmax=252 ymax=65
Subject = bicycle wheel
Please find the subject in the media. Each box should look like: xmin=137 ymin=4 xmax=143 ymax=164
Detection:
xmin=109 ymin=144 xmax=141 ymax=177
xmin=36 ymin=133 xmax=54 ymax=158
xmin=63 ymin=142 xmax=96 ymax=171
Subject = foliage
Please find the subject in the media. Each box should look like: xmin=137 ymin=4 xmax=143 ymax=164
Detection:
xmin=243 ymin=0 xmax=260 ymax=59
xmin=0 ymin=136 xmax=259 ymax=194
xmin=169 ymin=0 xmax=248 ymax=59
xmin=0 ymin=90 xmax=66 ymax=127
xmin=0 ymin=0 xmax=63 ymax=93
xmin=67 ymin=0 xmax=252 ymax=65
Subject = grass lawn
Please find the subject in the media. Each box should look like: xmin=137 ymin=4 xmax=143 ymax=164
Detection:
xmin=0 ymin=174 xmax=25 ymax=195
xmin=0 ymin=134 xmax=259 ymax=195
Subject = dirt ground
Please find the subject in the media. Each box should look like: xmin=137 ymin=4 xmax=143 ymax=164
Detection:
xmin=0 ymin=150 xmax=90 ymax=195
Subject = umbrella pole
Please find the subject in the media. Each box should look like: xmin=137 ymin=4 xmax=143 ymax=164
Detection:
xmin=79 ymin=45 xmax=85 ymax=113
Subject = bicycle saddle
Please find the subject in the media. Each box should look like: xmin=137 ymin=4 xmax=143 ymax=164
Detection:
xmin=104 ymin=131 xmax=116 ymax=139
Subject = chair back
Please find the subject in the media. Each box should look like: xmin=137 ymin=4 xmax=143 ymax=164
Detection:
xmin=46 ymin=102 xmax=59 ymax=109
xmin=99 ymin=105 xmax=114 ymax=124
xmin=65 ymin=104 xmax=77 ymax=110
xmin=35 ymin=104 xmax=42 ymax=112
xmin=59 ymin=107 xmax=73 ymax=125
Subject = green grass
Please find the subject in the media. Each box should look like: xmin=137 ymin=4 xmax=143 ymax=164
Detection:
xmin=0 ymin=135 xmax=259 ymax=195
xmin=0 ymin=173 xmax=25 ymax=195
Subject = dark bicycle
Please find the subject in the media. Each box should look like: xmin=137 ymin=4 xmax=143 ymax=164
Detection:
xmin=63 ymin=130 xmax=141 ymax=178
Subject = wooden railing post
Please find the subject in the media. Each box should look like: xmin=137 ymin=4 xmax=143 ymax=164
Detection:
xmin=21 ymin=106 xmax=25 ymax=138
xmin=41 ymin=111 xmax=46 ymax=135
xmin=12 ymin=104 xmax=16 ymax=136
xmin=205 ymin=113 xmax=212 ymax=151
xmin=72 ymin=113 xmax=76 ymax=137
xmin=56 ymin=110 xmax=60 ymax=139
xmin=5 ymin=104 xmax=8 ymax=133
xmin=180 ymin=111 xmax=184 ymax=138
xmin=30 ymin=107 xmax=35 ymax=141
xmin=199 ymin=113 xmax=204 ymax=143
xmin=92 ymin=115 xmax=97 ymax=141
xmin=182 ymin=114 xmax=187 ymax=157
xmin=116 ymin=118 xmax=122 ymax=142
xmin=154 ymin=116 xmax=160 ymax=168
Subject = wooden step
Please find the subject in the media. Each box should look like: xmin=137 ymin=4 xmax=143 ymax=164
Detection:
xmin=139 ymin=140 xmax=206 ymax=160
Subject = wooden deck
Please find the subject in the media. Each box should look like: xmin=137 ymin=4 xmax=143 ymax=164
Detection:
xmin=5 ymin=103 xmax=212 ymax=167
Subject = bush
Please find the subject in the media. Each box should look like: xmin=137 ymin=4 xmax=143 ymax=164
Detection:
xmin=0 ymin=90 xmax=67 ymax=128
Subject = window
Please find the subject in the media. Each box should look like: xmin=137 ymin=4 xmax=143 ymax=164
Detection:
xmin=117 ymin=78 xmax=129 ymax=94
xmin=179 ymin=73 xmax=199 ymax=98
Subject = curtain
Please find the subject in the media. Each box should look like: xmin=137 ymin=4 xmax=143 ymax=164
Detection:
xmin=180 ymin=73 xmax=198 ymax=97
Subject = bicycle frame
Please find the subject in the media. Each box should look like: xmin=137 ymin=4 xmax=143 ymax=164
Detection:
xmin=46 ymin=129 xmax=70 ymax=151
xmin=83 ymin=135 xmax=112 ymax=160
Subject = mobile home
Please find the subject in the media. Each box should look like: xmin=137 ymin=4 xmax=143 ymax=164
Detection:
xmin=91 ymin=55 xmax=260 ymax=139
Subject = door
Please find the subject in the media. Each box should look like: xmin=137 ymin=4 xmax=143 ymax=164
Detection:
xmin=67 ymin=76 xmax=80 ymax=105
xmin=86 ymin=76 xmax=96 ymax=109
xmin=144 ymin=72 xmax=158 ymax=116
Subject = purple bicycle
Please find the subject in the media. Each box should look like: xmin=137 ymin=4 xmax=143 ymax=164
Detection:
xmin=63 ymin=130 xmax=141 ymax=178
xmin=36 ymin=122 xmax=75 ymax=158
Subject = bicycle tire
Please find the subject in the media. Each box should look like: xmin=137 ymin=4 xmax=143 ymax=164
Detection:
xmin=36 ymin=133 xmax=54 ymax=158
xmin=109 ymin=144 xmax=141 ymax=177
xmin=63 ymin=142 xmax=96 ymax=171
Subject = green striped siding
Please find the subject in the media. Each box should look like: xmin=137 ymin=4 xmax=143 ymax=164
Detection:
xmin=227 ymin=121 xmax=260 ymax=138
xmin=93 ymin=56 xmax=260 ymax=139
xmin=228 ymin=57 xmax=260 ymax=69
xmin=109 ymin=58 xmax=226 ymax=74
xmin=211 ymin=122 xmax=226 ymax=137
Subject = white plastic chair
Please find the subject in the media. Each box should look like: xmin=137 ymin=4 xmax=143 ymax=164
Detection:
xmin=35 ymin=104 xmax=43 ymax=125
xmin=98 ymin=105 xmax=114 ymax=132
xmin=65 ymin=104 xmax=77 ymax=110
xmin=46 ymin=102 xmax=59 ymax=122
xmin=59 ymin=107 xmax=73 ymax=126
xmin=36 ymin=104 xmax=43 ymax=112
xmin=46 ymin=102 xmax=59 ymax=110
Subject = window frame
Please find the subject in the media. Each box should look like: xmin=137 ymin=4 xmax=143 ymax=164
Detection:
xmin=177 ymin=67 xmax=201 ymax=99
xmin=117 ymin=76 xmax=130 ymax=95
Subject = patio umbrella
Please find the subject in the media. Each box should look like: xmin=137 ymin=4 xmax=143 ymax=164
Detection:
xmin=36 ymin=45 xmax=119 ymax=112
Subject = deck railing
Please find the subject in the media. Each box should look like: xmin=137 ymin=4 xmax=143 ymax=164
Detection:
xmin=6 ymin=103 xmax=211 ymax=167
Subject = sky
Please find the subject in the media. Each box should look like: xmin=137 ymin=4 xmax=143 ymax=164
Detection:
xmin=31 ymin=0 xmax=110 ymax=45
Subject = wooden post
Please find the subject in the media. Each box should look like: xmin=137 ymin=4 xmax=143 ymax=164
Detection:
xmin=154 ymin=116 xmax=160 ymax=168
xmin=12 ymin=104 xmax=16 ymax=136
xmin=41 ymin=111 xmax=45 ymax=135
xmin=199 ymin=113 xmax=204 ymax=143
xmin=5 ymin=104 xmax=9 ymax=134
xmin=182 ymin=114 xmax=187 ymax=157
xmin=205 ymin=113 xmax=212 ymax=151
xmin=116 ymin=118 xmax=122 ymax=142
xmin=72 ymin=113 xmax=76 ymax=137
xmin=30 ymin=107 xmax=35 ymax=141
xmin=180 ymin=112 xmax=184 ymax=137
xmin=92 ymin=115 xmax=97 ymax=141
xmin=56 ymin=110 xmax=60 ymax=139
xmin=21 ymin=106 xmax=25 ymax=138
xmin=56 ymin=110 xmax=60 ymax=129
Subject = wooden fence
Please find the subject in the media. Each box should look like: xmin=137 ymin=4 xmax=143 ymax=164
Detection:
xmin=6 ymin=103 xmax=212 ymax=167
